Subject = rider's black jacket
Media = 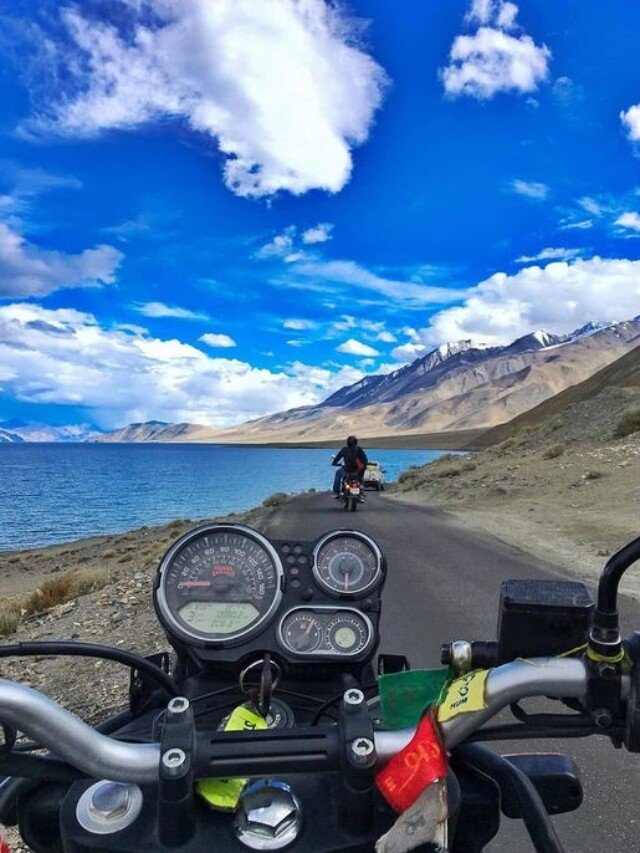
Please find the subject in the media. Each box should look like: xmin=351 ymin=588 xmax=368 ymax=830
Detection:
xmin=333 ymin=445 xmax=368 ymax=475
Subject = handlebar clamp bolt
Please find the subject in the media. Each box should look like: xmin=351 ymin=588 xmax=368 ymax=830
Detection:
xmin=343 ymin=688 xmax=365 ymax=710
xmin=162 ymin=748 xmax=187 ymax=772
xmin=350 ymin=737 xmax=376 ymax=766
xmin=167 ymin=697 xmax=190 ymax=715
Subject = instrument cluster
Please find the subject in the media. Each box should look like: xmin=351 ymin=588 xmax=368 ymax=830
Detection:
xmin=153 ymin=524 xmax=386 ymax=668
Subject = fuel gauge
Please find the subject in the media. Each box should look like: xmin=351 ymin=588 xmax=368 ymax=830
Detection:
xmin=280 ymin=611 xmax=322 ymax=654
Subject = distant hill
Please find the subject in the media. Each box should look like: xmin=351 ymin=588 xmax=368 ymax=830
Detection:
xmin=0 ymin=421 xmax=102 ymax=443
xmin=93 ymin=421 xmax=206 ymax=443
xmin=202 ymin=317 xmax=640 ymax=445
xmin=471 ymin=342 xmax=640 ymax=449
xmin=0 ymin=428 xmax=24 ymax=443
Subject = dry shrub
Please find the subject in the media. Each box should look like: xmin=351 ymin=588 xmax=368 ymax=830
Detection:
xmin=543 ymin=443 xmax=566 ymax=460
xmin=613 ymin=408 xmax=640 ymax=439
xmin=0 ymin=600 xmax=21 ymax=637
xmin=262 ymin=492 xmax=288 ymax=507
xmin=24 ymin=569 xmax=109 ymax=615
xmin=433 ymin=466 xmax=462 ymax=479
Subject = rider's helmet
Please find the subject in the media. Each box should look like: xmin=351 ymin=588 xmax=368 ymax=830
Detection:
xmin=347 ymin=435 xmax=358 ymax=447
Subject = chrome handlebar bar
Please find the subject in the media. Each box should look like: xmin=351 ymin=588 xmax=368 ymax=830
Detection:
xmin=0 ymin=659 xmax=628 ymax=784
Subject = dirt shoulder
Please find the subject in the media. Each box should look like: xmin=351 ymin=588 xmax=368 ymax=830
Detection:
xmin=391 ymin=386 xmax=640 ymax=596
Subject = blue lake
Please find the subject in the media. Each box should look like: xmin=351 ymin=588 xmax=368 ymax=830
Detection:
xmin=0 ymin=443 xmax=444 ymax=551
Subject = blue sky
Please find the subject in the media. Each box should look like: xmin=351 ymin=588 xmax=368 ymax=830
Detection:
xmin=1 ymin=0 xmax=640 ymax=429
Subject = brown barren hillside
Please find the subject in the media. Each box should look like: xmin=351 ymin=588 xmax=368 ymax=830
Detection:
xmin=472 ymin=343 xmax=640 ymax=449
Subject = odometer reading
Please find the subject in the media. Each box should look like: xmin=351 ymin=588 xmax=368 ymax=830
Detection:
xmin=156 ymin=525 xmax=283 ymax=644
xmin=178 ymin=602 xmax=259 ymax=634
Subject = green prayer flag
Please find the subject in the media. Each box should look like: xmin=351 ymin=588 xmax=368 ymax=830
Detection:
xmin=378 ymin=668 xmax=453 ymax=729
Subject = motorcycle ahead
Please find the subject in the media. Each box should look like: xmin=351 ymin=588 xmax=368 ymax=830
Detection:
xmin=340 ymin=474 xmax=363 ymax=512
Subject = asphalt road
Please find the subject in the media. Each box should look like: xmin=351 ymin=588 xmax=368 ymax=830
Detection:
xmin=263 ymin=491 xmax=640 ymax=853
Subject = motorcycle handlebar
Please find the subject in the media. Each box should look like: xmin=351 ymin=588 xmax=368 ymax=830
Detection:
xmin=0 ymin=659 xmax=628 ymax=784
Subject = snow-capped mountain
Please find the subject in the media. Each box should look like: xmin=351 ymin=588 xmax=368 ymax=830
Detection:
xmin=203 ymin=316 xmax=640 ymax=443
xmin=0 ymin=421 xmax=103 ymax=443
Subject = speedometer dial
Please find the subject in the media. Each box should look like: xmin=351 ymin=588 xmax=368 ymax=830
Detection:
xmin=313 ymin=531 xmax=383 ymax=597
xmin=155 ymin=524 xmax=283 ymax=645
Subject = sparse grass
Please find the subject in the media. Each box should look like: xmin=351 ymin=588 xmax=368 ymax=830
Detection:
xmin=613 ymin=408 xmax=640 ymax=439
xmin=543 ymin=443 xmax=566 ymax=460
xmin=117 ymin=553 xmax=134 ymax=563
xmin=0 ymin=600 xmax=21 ymax=637
xmin=262 ymin=492 xmax=289 ymax=507
xmin=24 ymin=569 xmax=109 ymax=615
xmin=397 ymin=469 xmax=420 ymax=484
xmin=433 ymin=466 xmax=462 ymax=479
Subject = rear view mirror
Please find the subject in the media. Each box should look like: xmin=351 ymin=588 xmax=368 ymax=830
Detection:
xmin=500 ymin=754 xmax=583 ymax=818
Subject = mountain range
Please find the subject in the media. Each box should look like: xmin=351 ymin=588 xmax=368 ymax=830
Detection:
xmin=93 ymin=316 xmax=640 ymax=445
xmin=0 ymin=420 xmax=102 ymax=444
xmin=3 ymin=318 xmax=639 ymax=446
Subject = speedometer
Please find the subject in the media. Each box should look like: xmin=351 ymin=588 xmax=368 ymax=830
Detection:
xmin=155 ymin=524 xmax=284 ymax=646
xmin=312 ymin=531 xmax=383 ymax=597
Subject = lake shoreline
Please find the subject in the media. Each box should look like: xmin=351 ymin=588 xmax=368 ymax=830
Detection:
xmin=89 ymin=428 xmax=483 ymax=451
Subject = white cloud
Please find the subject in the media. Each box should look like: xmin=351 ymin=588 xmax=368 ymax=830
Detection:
xmin=28 ymin=1 xmax=388 ymax=198
xmin=376 ymin=330 xmax=397 ymax=343
xmin=561 ymin=218 xmax=593 ymax=231
xmin=441 ymin=1 xmax=550 ymax=100
xmin=256 ymin=228 xmax=296 ymax=259
xmin=302 ymin=223 xmax=333 ymax=244
xmin=615 ymin=212 xmax=640 ymax=233
xmin=391 ymin=341 xmax=429 ymax=363
xmin=283 ymin=318 xmax=317 ymax=331
xmin=515 ymin=246 xmax=582 ymax=264
xmin=0 ymin=222 xmax=122 ymax=299
xmin=132 ymin=302 xmax=209 ymax=321
xmin=0 ymin=303 xmax=361 ymax=428
xmin=621 ymin=105 xmax=640 ymax=142
xmin=199 ymin=333 xmax=237 ymax=348
xmin=336 ymin=338 xmax=380 ymax=357
xmin=421 ymin=256 xmax=640 ymax=346
xmin=579 ymin=196 xmax=602 ymax=216
xmin=288 ymin=259 xmax=467 ymax=307
xmin=510 ymin=179 xmax=550 ymax=201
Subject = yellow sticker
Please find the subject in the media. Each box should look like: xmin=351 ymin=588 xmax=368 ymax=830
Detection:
xmin=437 ymin=670 xmax=489 ymax=723
xmin=196 ymin=704 xmax=267 ymax=811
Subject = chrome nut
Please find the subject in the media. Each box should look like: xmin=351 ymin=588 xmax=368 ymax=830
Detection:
xmin=235 ymin=781 xmax=302 ymax=850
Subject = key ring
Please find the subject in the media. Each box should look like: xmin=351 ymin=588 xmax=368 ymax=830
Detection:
xmin=239 ymin=657 xmax=281 ymax=716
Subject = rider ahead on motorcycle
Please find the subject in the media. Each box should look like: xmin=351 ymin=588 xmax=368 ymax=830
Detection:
xmin=332 ymin=435 xmax=368 ymax=498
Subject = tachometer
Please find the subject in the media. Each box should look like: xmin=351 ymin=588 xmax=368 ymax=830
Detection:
xmin=155 ymin=524 xmax=284 ymax=645
xmin=313 ymin=531 xmax=383 ymax=597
